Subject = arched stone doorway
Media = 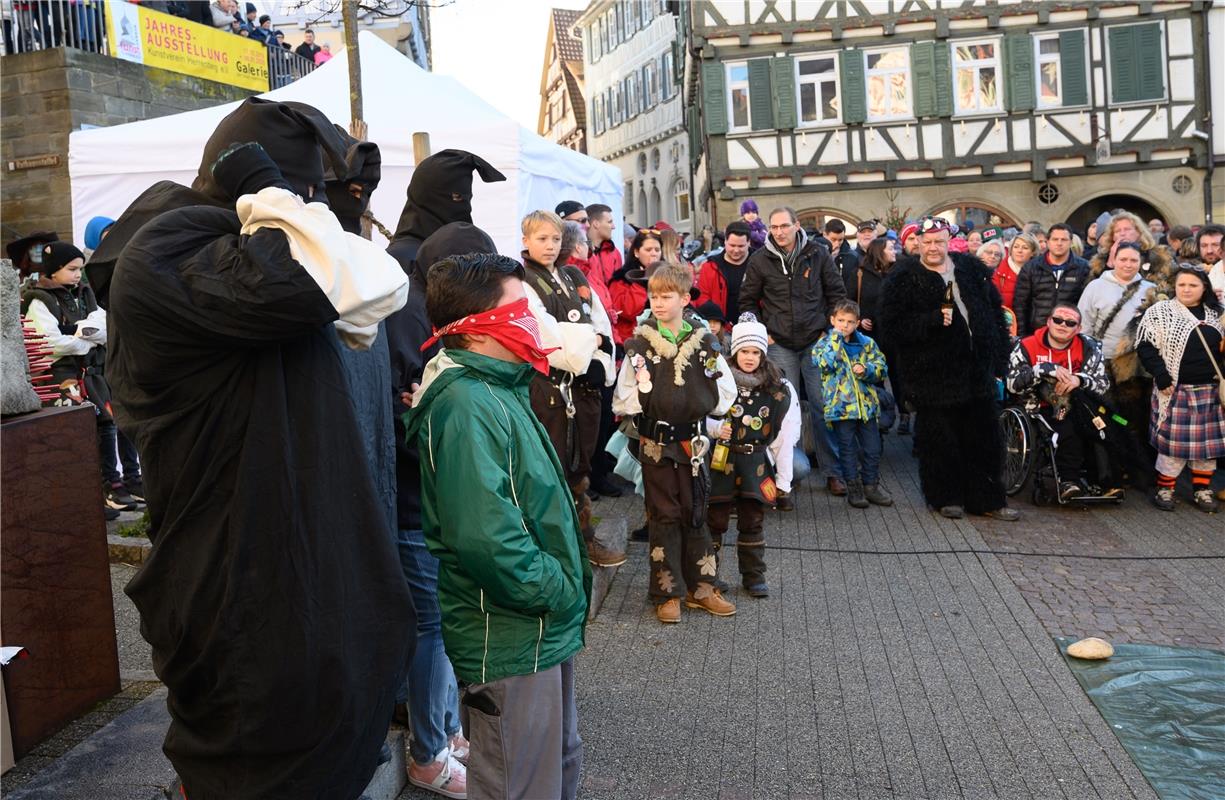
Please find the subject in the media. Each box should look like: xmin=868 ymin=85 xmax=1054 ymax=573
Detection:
xmin=1067 ymin=194 xmax=1166 ymax=235
xmin=796 ymin=208 xmax=857 ymax=233
xmin=925 ymin=201 xmax=1019 ymax=230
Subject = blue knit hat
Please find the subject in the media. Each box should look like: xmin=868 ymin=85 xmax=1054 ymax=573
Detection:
xmin=84 ymin=216 xmax=115 ymax=251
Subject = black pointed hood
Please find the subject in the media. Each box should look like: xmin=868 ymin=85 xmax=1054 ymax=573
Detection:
xmin=391 ymin=149 xmax=506 ymax=243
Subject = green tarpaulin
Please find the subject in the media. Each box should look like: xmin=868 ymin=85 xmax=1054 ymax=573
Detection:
xmin=1057 ymin=637 xmax=1225 ymax=800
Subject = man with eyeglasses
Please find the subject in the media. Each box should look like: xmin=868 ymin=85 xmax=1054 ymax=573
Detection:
xmin=1006 ymin=304 xmax=1114 ymax=500
xmin=555 ymin=200 xmax=590 ymax=235
xmin=879 ymin=217 xmax=1019 ymax=520
xmin=740 ymin=206 xmax=849 ymax=494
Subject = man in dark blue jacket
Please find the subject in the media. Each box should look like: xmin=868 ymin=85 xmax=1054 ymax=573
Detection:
xmin=1012 ymin=223 xmax=1092 ymax=336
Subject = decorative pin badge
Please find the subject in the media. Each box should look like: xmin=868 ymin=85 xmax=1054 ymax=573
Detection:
xmin=640 ymin=380 xmax=654 ymax=393
xmin=567 ymin=309 xmax=581 ymax=322
xmin=750 ymin=417 xmax=763 ymax=430
xmin=581 ymin=303 xmax=591 ymax=316
xmin=729 ymin=404 xmax=743 ymax=418
xmin=741 ymin=414 xmax=753 ymax=426
xmin=759 ymin=407 xmax=770 ymax=418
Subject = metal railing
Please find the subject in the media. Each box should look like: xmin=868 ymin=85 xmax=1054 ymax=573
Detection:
xmin=2 ymin=0 xmax=317 ymax=90
xmin=268 ymin=45 xmax=316 ymax=89
xmin=2 ymin=0 xmax=109 ymax=56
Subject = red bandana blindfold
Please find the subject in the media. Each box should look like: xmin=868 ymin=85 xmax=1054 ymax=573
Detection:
xmin=421 ymin=297 xmax=557 ymax=375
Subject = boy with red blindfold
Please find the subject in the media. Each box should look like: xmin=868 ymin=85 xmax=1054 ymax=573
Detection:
xmin=406 ymin=252 xmax=590 ymax=800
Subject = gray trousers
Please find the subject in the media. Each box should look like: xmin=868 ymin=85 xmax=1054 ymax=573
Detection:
xmin=461 ymin=658 xmax=582 ymax=800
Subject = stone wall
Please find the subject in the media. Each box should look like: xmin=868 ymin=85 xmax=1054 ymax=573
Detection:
xmin=1 ymin=48 xmax=255 ymax=245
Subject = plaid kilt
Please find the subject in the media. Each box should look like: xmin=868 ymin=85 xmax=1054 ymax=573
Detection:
xmin=1151 ymin=383 xmax=1225 ymax=460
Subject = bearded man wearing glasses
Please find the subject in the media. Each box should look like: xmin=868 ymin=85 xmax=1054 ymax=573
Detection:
xmin=878 ymin=217 xmax=1020 ymax=521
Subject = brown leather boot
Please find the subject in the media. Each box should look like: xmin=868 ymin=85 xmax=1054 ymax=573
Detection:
xmin=585 ymin=533 xmax=627 ymax=567
xmin=827 ymin=476 xmax=847 ymax=496
xmin=684 ymin=587 xmax=736 ymax=616
xmin=655 ymin=598 xmax=681 ymax=623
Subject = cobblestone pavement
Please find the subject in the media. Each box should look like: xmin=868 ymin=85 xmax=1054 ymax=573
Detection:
xmin=11 ymin=435 xmax=1221 ymax=799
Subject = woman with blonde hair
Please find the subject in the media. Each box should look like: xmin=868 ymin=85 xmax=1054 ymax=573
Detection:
xmin=659 ymin=228 xmax=683 ymax=267
xmin=993 ymin=232 xmax=1038 ymax=311
xmin=1089 ymin=210 xmax=1173 ymax=292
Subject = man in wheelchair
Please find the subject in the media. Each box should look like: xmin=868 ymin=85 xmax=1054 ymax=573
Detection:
xmin=1006 ymin=304 xmax=1123 ymax=502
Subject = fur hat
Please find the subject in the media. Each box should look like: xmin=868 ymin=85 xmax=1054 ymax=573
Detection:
xmin=730 ymin=312 xmax=768 ymax=355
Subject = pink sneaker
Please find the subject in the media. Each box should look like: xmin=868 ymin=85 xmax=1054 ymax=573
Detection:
xmin=408 ymin=747 xmax=467 ymax=799
xmin=448 ymin=732 xmax=470 ymax=765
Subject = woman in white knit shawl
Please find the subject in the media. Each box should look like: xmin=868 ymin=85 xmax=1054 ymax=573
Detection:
xmin=1135 ymin=267 xmax=1225 ymax=513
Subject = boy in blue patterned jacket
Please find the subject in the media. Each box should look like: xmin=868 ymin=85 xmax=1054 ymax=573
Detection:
xmin=813 ymin=300 xmax=894 ymax=509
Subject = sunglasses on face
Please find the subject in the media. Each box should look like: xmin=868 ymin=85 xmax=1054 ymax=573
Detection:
xmin=574 ymin=217 xmax=589 ymax=225
xmin=1049 ymin=317 xmax=1080 ymax=328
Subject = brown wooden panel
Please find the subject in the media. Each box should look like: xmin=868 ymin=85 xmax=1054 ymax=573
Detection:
xmin=1 ymin=405 xmax=120 ymax=759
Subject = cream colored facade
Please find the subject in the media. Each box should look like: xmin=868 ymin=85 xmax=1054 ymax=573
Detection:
xmin=578 ymin=0 xmax=691 ymax=229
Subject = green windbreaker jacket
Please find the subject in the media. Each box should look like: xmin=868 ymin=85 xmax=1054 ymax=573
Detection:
xmin=404 ymin=348 xmax=591 ymax=685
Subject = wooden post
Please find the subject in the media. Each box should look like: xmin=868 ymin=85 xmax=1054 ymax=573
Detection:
xmin=412 ymin=132 xmax=431 ymax=164
xmin=341 ymin=2 xmax=362 ymax=125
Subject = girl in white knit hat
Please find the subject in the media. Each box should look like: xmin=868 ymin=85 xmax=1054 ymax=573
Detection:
xmin=704 ymin=313 xmax=801 ymax=598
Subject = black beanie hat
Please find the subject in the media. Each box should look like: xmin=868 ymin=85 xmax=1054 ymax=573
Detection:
xmin=41 ymin=241 xmax=85 ymax=276
xmin=554 ymin=200 xmax=584 ymax=218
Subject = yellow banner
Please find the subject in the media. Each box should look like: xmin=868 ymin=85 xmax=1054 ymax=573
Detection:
xmin=105 ymin=0 xmax=269 ymax=92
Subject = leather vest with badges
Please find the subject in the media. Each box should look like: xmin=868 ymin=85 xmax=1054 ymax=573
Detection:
xmin=523 ymin=259 xmax=595 ymax=330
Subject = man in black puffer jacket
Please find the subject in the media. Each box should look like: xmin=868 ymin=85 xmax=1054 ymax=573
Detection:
xmin=739 ymin=206 xmax=848 ymax=493
xmin=1012 ymin=223 xmax=1092 ymax=336
xmin=878 ymin=217 xmax=1019 ymax=521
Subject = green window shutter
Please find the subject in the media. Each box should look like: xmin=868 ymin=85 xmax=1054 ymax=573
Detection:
xmin=933 ymin=42 xmax=952 ymax=116
xmin=911 ymin=42 xmax=935 ymax=117
xmin=1135 ymin=23 xmax=1164 ymax=100
xmin=748 ymin=58 xmax=775 ymax=130
xmin=1108 ymin=25 xmax=1139 ymax=103
xmin=702 ymin=62 xmax=728 ymax=134
xmin=841 ymin=49 xmax=866 ymax=124
xmin=1059 ymin=30 xmax=1088 ymax=106
xmin=1004 ymin=33 xmax=1035 ymax=111
xmin=772 ymin=56 xmax=797 ymax=130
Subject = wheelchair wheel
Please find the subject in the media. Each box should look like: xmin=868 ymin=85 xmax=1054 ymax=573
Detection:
xmin=999 ymin=406 xmax=1035 ymax=497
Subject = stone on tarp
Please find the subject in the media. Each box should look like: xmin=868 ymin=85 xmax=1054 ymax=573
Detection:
xmin=1067 ymin=637 xmax=1115 ymax=660
xmin=1 ymin=261 xmax=42 ymax=416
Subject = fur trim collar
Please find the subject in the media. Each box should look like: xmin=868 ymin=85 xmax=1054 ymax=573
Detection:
xmin=635 ymin=323 xmax=706 ymax=386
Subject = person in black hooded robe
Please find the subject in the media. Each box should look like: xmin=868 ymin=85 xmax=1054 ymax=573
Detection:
xmin=384 ymin=148 xmax=505 ymax=277
xmin=104 ymin=98 xmax=415 ymax=800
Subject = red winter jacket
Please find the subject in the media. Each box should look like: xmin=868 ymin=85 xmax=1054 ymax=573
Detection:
xmin=584 ymin=240 xmax=621 ymax=313
xmin=608 ymin=268 xmax=645 ymax=344
xmin=694 ymin=259 xmax=728 ymax=318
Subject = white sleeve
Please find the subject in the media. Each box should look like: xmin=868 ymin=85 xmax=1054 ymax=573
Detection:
xmin=589 ymin=290 xmax=616 ymax=387
xmin=705 ymin=414 xmax=725 ymax=438
xmin=236 ymin=187 xmax=408 ymax=349
xmin=713 ymin=355 xmax=736 ymax=416
xmin=771 ymin=380 xmax=802 ymax=493
xmin=27 ymin=299 xmax=93 ymax=358
xmin=611 ymin=356 xmax=642 ymax=417
xmin=523 ymin=282 xmax=599 ymax=376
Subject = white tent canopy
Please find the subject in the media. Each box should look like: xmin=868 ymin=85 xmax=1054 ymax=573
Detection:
xmin=69 ymin=31 xmax=623 ymax=257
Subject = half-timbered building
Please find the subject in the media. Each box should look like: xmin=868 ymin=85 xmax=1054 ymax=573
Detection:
xmin=685 ymin=1 xmax=1220 ymax=232
xmin=538 ymin=8 xmax=588 ymax=154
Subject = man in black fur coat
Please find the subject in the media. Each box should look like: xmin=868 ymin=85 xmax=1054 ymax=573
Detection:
xmin=878 ymin=218 xmax=1020 ymax=521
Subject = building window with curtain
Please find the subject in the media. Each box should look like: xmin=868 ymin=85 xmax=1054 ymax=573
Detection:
xmin=796 ymin=54 xmax=840 ymax=126
xmin=952 ymin=39 xmax=1002 ymax=115
xmin=1033 ymin=30 xmax=1088 ymax=109
xmin=726 ymin=61 xmax=751 ymax=131
xmin=864 ymin=47 xmax=911 ymax=121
